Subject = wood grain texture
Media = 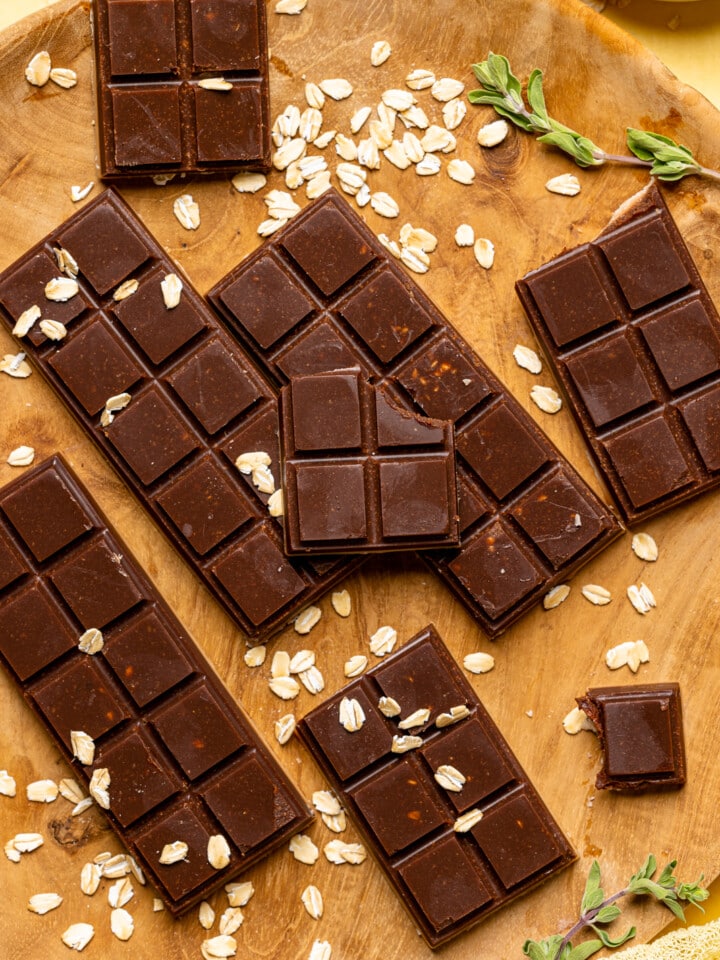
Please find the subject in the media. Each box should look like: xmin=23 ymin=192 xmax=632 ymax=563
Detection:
xmin=1 ymin=1 xmax=720 ymax=957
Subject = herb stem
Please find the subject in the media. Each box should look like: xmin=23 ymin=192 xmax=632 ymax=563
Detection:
xmin=550 ymin=889 xmax=628 ymax=960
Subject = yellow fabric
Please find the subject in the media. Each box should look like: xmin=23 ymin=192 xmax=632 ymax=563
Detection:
xmin=617 ymin=919 xmax=720 ymax=958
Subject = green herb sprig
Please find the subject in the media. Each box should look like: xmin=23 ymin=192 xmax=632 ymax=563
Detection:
xmin=523 ymin=855 xmax=709 ymax=960
xmin=469 ymin=53 xmax=720 ymax=183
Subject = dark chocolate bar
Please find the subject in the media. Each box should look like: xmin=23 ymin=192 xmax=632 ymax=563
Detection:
xmin=0 ymin=455 xmax=312 ymax=915
xmin=209 ymin=190 xmax=622 ymax=637
xmin=516 ymin=183 xmax=720 ymax=524
xmin=577 ymin=683 xmax=686 ymax=792
xmin=0 ymin=189 xmax=362 ymax=642
xmin=296 ymin=624 xmax=575 ymax=948
xmin=91 ymin=0 xmax=271 ymax=178
xmin=279 ymin=367 xmax=460 ymax=554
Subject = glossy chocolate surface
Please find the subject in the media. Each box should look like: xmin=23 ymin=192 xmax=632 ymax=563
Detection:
xmin=297 ymin=624 xmax=575 ymax=948
xmin=280 ymin=368 xmax=459 ymax=554
xmin=0 ymin=189 xmax=362 ymax=642
xmin=91 ymin=0 xmax=270 ymax=178
xmin=577 ymin=683 xmax=686 ymax=792
xmin=209 ymin=190 xmax=621 ymax=637
xmin=517 ymin=183 xmax=720 ymax=524
xmin=0 ymin=456 xmax=312 ymax=913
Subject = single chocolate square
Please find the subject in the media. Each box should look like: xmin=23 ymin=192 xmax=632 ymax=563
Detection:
xmin=297 ymin=625 xmax=575 ymax=948
xmin=517 ymin=183 xmax=720 ymax=524
xmin=577 ymin=683 xmax=686 ymax=791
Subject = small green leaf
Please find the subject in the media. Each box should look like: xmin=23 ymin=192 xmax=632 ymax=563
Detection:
xmin=523 ymin=935 xmax=564 ymax=960
xmin=593 ymin=904 xmax=621 ymax=924
xmin=526 ymin=69 xmax=550 ymax=126
xmin=536 ymin=130 xmax=600 ymax=167
xmin=630 ymin=854 xmax=657 ymax=886
xmin=566 ymin=940 xmax=603 ymax=960
xmin=582 ymin=889 xmax=605 ymax=913
xmin=590 ymin=924 xmax=637 ymax=949
xmin=657 ymin=860 xmax=678 ymax=886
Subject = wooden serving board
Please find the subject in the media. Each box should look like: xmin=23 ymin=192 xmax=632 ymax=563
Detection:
xmin=2 ymin=1 xmax=720 ymax=957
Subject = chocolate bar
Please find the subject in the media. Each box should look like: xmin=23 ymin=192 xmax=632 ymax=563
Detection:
xmin=209 ymin=190 xmax=622 ymax=637
xmin=279 ymin=368 xmax=460 ymax=554
xmin=577 ymin=683 xmax=686 ymax=792
xmin=516 ymin=183 xmax=720 ymax=524
xmin=296 ymin=624 xmax=575 ymax=948
xmin=0 ymin=189 xmax=362 ymax=642
xmin=91 ymin=0 xmax=271 ymax=178
xmin=0 ymin=455 xmax=312 ymax=914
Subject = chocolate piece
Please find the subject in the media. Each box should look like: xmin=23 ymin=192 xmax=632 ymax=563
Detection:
xmin=209 ymin=190 xmax=622 ymax=637
xmin=0 ymin=456 xmax=311 ymax=913
xmin=297 ymin=624 xmax=575 ymax=948
xmin=91 ymin=0 xmax=270 ymax=178
xmin=280 ymin=368 xmax=459 ymax=554
xmin=577 ymin=683 xmax=686 ymax=792
xmin=517 ymin=183 xmax=720 ymax=524
xmin=0 ymin=190 xmax=362 ymax=642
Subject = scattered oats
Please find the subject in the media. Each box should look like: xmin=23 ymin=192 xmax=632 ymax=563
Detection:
xmin=201 ymin=935 xmax=237 ymax=959
xmin=546 ymin=173 xmax=581 ymax=196
xmin=454 ymin=808 xmax=483 ymax=832
xmin=319 ymin=78 xmax=353 ymax=100
xmin=153 ymin=899 xmax=164 ymax=911
xmin=113 ymin=278 xmax=138 ymax=301
xmin=102 ymin=854 xmax=133 ymax=879
xmin=513 ymin=343 xmax=543 ymax=374
xmin=88 ymin=768 xmax=110 ymax=809
xmin=258 ymin=217 xmax=288 ymax=237
xmin=434 ymin=764 xmax=466 ymax=792
xmin=300 ymin=107 xmax=323 ymax=141
xmin=562 ymin=706 xmax=596 ymax=735
xmin=421 ymin=125 xmax=456 ymax=153
xmin=199 ymin=901 xmax=215 ymax=930
xmin=455 ymin=223 xmax=475 ymax=247
xmin=45 ymin=276 xmax=78 ymax=302
xmin=350 ymin=106 xmax=372 ymax=134
xmin=344 ymin=655 xmax=367 ymax=678
xmin=273 ymin=137 xmax=307 ymax=170
xmin=26 ymin=779 xmax=58 ymax=803
xmin=161 ymin=273 xmax=183 ymax=309
xmin=370 ymin=40 xmax=392 ymax=67
xmin=110 ymin=908 xmax=134 ymax=942
xmin=336 ymin=161 xmax=366 ymax=195
xmin=269 ymin=676 xmax=300 ymax=700
xmin=322 ymin=810 xmax=346 ymax=833
xmin=71 ymin=182 xmax=95 ymax=202
xmin=0 ymin=770 xmax=17 ymax=797
xmin=61 ymin=923 xmax=94 ymax=951
xmin=358 ymin=138 xmax=381 ymax=170
xmin=627 ymin=583 xmax=656 ymax=615
xmin=606 ymin=639 xmax=650 ymax=673
xmin=431 ymin=77 xmax=465 ymax=101
xmin=369 ymin=119 xmax=393 ymax=149
xmin=581 ymin=584 xmax=612 ymax=606
xmin=400 ymin=223 xmax=436 ymax=251
xmin=25 ymin=50 xmax=51 ymax=86
xmin=289 ymin=833 xmax=319 ymax=865
xmin=377 ymin=233 xmax=401 ymax=258
xmin=265 ymin=190 xmax=301 ymax=221
xmin=405 ymin=68 xmax=435 ymax=90
xmin=331 ymin=588 xmax=352 ymax=618
xmin=416 ymin=153 xmax=441 ymax=176
xmin=631 ymin=532 xmax=658 ymax=562
xmin=173 ymin=194 xmax=200 ymax=230
xmin=100 ymin=390 xmax=132 ymax=427
xmin=198 ymin=77 xmax=232 ymax=91
xmin=219 ymin=907 xmax=244 ymax=936
xmin=377 ymin=101 xmax=397 ymax=131
xmin=7 ymin=445 xmax=35 ymax=467
xmin=278 ymin=106 xmax=301 ymax=138
xmin=295 ymin=605 xmax=322 ymax=635
xmin=49 ymin=66 xmax=78 ymax=88
xmin=526 ymin=709 xmax=534 ymax=718
xmin=400 ymin=246 xmax=429 ymax=274
xmin=4 ymin=840 xmax=21 ymax=863
xmin=301 ymin=884 xmax=324 ymax=919
xmin=305 ymin=82 xmax=325 ymax=109
xmin=28 ymin=892 xmax=63 ymax=914
xmin=355 ymin=183 xmax=371 ymax=208
xmin=400 ymin=104 xmax=430 ymax=130
xmin=208 ymin=834 xmax=231 ymax=870
xmin=159 ymin=841 xmax=188 ymax=865
xmin=398 ymin=708 xmax=430 ymax=730
xmin=225 ymin=881 xmax=254 ymax=908
xmin=231 ymin=171 xmax=267 ymax=193
xmin=312 ymin=790 xmax=341 ymax=816
xmin=72 ymin=796 xmax=94 ymax=817
xmin=276 ymin=0 xmax=307 ymax=14
xmin=369 ymin=625 xmax=397 ymax=656
xmin=443 ymin=98 xmax=467 ymax=130
xmin=530 ymin=384 xmax=562 ymax=413
xmin=152 ymin=174 xmax=175 ymax=186
xmin=314 ymin=129 xmax=336 ymax=149
xmin=402 ymin=131 xmax=424 ymax=164
xmin=477 ymin=118 xmax=509 ymax=148
xmin=54 ymin=247 xmax=79 ymax=278
xmin=80 ymin=862 xmax=102 ymax=896
xmin=244 ymin=645 xmax=266 ymax=668
xmin=339 ymin=696 xmax=365 ymax=732
xmin=392 ymin=735 xmax=423 ymax=753
xmin=383 ymin=139 xmax=410 ymax=170
xmin=448 ymin=158 xmax=476 ymax=184
xmin=308 ymin=941 xmax=332 ymax=960
xmin=543 ymin=583 xmax=571 ymax=610
xmin=378 ymin=696 xmax=401 ymax=717
xmin=299 ymin=665 xmax=325 ymax=695
xmin=306 ymin=170 xmax=332 ymax=199
xmin=12 ymin=305 xmax=41 ymax=337
xmin=271 ymin=650 xmax=291 ymax=679
xmin=39 ymin=319 xmax=68 ymax=341
xmin=298 ymin=155 xmax=327 ymax=179
xmin=1 ymin=352 xmax=32 ymax=378
xmin=335 ymin=133 xmax=359 ymax=162
xmin=324 ymin=840 xmax=366 ymax=865
xmin=436 ymin=705 xmax=471 ymax=728
xmin=274 ymin=713 xmax=296 ymax=745
xmin=108 ymin=878 xmax=134 ymax=909
xmin=473 ymin=237 xmax=495 ymax=268
xmin=93 ymin=851 xmax=113 ymax=866
xmin=463 ymin=651 xmax=495 ymax=674
xmin=78 ymin=628 xmax=104 ymax=654
xmin=382 ymin=88 xmax=416 ymax=112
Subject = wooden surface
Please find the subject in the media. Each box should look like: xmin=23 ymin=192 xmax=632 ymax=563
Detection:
xmin=2 ymin=1 xmax=720 ymax=957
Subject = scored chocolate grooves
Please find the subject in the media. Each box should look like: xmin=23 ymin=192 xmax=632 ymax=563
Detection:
xmin=209 ymin=190 xmax=623 ymax=638
xmin=0 ymin=189 xmax=363 ymax=643
xmin=0 ymin=455 xmax=312 ymax=916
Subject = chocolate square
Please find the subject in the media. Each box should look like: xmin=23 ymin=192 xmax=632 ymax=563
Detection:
xmin=291 ymin=371 xmax=362 ymax=451
xmin=0 ymin=250 xmax=88 ymax=334
xmin=194 ymin=83 xmax=264 ymax=163
xmin=107 ymin=0 xmax=178 ymax=75
xmin=640 ymin=297 xmax=720 ymax=391
xmin=373 ymin=639 xmax=467 ymax=723
xmin=565 ymin=333 xmax=654 ymax=428
xmin=379 ymin=458 xmax=452 ymax=538
xmin=111 ymin=86 xmax=183 ymax=167
xmin=293 ymin=462 xmax=368 ymax=542
xmin=190 ymin=0 xmax=261 ymax=71
xmin=680 ymin=385 xmax=720 ymax=472
xmin=220 ymin=406 xmax=280 ymax=505
xmin=396 ymin=336 xmax=493 ymax=422
xmin=0 ymin=583 xmax=77 ymax=681
xmin=0 ymin=526 xmax=25 ymax=591
xmin=275 ymin=320 xmax=367 ymax=382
